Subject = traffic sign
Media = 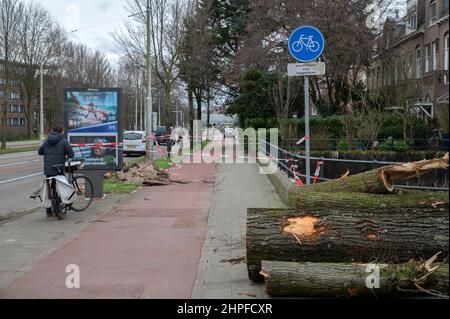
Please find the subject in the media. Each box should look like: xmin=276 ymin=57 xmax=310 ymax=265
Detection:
xmin=287 ymin=62 xmax=325 ymax=76
xmin=288 ymin=25 xmax=325 ymax=62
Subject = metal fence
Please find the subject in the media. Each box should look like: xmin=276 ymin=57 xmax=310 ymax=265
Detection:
xmin=260 ymin=139 xmax=449 ymax=191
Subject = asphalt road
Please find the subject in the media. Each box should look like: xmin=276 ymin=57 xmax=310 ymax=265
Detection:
xmin=0 ymin=148 xmax=168 ymax=218
xmin=0 ymin=151 xmax=43 ymax=218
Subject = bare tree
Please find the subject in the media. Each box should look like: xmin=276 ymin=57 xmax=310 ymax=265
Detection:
xmin=268 ymin=74 xmax=301 ymax=139
xmin=233 ymin=0 xmax=396 ymax=116
xmin=0 ymin=0 xmax=23 ymax=148
xmin=42 ymin=40 xmax=115 ymax=129
xmin=113 ymin=0 xmax=186 ymax=138
xmin=16 ymin=1 xmax=62 ymax=139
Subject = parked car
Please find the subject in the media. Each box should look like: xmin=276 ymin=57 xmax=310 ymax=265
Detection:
xmin=223 ymin=126 xmax=235 ymax=138
xmin=123 ymin=131 xmax=146 ymax=156
xmin=155 ymin=126 xmax=170 ymax=145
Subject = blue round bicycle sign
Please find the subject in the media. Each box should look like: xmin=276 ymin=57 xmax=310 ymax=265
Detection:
xmin=288 ymin=25 xmax=325 ymax=63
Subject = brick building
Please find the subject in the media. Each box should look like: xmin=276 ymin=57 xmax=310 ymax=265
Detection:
xmin=368 ymin=0 xmax=449 ymax=131
xmin=0 ymin=61 xmax=29 ymax=139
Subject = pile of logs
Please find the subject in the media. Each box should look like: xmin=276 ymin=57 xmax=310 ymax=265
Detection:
xmin=247 ymin=154 xmax=449 ymax=298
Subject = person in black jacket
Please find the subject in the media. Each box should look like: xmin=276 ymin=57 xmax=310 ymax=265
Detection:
xmin=38 ymin=128 xmax=74 ymax=217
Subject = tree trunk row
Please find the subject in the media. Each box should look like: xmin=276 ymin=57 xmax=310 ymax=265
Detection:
xmin=260 ymin=261 xmax=449 ymax=298
xmin=246 ymin=206 xmax=449 ymax=281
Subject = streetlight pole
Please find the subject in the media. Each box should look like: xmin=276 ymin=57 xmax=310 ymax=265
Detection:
xmin=39 ymin=63 xmax=44 ymax=141
xmin=158 ymin=92 xmax=161 ymax=126
xmin=176 ymin=101 xmax=178 ymax=127
xmin=145 ymin=0 xmax=153 ymax=160
xmin=135 ymin=75 xmax=138 ymax=131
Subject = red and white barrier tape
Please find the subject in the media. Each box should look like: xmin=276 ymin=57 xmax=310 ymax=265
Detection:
xmin=71 ymin=142 xmax=123 ymax=147
xmin=313 ymin=161 xmax=324 ymax=185
xmin=296 ymin=136 xmax=310 ymax=146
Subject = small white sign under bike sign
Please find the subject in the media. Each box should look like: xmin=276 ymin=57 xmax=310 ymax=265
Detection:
xmin=287 ymin=62 xmax=325 ymax=76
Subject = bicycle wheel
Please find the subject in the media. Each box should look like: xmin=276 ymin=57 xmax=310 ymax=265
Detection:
xmin=292 ymin=40 xmax=303 ymax=52
xmin=309 ymin=40 xmax=320 ymax=52
xmin=70 ymin=175 xmax=94 ymax=212
xmin=52 ymin=187 xmax=67 ymax=220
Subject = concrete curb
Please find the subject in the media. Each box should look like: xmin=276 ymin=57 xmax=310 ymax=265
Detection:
xmin=257 ymin=160 xmax=296 ymax=207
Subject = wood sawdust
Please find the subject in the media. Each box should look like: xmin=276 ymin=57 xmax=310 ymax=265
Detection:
xmin=283 ymin=216 xmax=318 ymax=237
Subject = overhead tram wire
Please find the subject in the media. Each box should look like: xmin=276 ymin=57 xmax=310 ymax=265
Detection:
xmin=69 ymin=12 xmax=142 ymax=33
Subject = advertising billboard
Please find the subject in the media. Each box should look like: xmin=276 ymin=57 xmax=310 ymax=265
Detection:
xmin=64 ymin=88 xmax=123 ymax=171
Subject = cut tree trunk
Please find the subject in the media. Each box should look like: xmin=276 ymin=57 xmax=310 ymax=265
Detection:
xmin=246 ymin=207 xmax=449 ymax=281
xmin=291 ymin=189 xmax=449 ymax=210
xmin=260 ymin=260 xmax=449 ymax=298
xmin=295 ymin=153 xmax=448 ymax=195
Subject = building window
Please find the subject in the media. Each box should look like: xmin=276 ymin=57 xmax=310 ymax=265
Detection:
xmin=407 ymin=13 xmax=417 ymax=33
xmin=416 ymin=46 xmax=422 ymax=78
xmin=9 ymin=104 xmax=24 ymax=113
xmin=9 ymin=79 xmax=21 ymax=86
xmin=430 ymin=0 xmax=437 ymax=25
xmin=433 ymin=40 xmax=440 ymax=70
xmin=445 ymin=33 xmax=449 ymax=71
xmin=10 ymin=91 xmax=20 ymax=100
xmin=9 ymin=117 xmax=25 ymax=126
xmin=425 ymin=44 xmax=431 ymax=72
xmin=444 ymin=0 xmax=449 ymax=13
xmin=377 ymin=66 xmax=381 ymax=88
xmin=406 ymin=52 xmax=413 ymax=79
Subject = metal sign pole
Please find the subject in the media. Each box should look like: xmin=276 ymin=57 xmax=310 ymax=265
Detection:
xmin=304 ymin=75 xmax=311 ymax=185
xmin=287 ymin=25 xmax=325 ymax=185
xmin=40 ymin=63 xmax=45 ymax=141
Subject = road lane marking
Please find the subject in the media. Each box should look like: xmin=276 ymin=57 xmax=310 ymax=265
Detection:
xmin=0 ymin=172 xmax=43 ymax=185
xmin=0 ymin=161 xmax=29 ymax=167
xmin=0 ymin=151 xmax=38 ymax=160
xmin=0 ymin=160 xmax=40 ymax=168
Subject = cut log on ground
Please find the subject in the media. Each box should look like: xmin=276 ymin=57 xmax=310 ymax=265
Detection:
xmin=292 ymin=189 xmax=449 ymax=210
xmin=246 ymin=207 xmax=449 ymax=281
xmin=293 ymin=153 xmax=448 ymax=195
xmin=260 ymin=260 xmax=448 ymax=298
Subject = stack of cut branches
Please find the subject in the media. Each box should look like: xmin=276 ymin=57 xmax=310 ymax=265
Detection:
xmin=109 ymin=159 xmax=170 ymax=186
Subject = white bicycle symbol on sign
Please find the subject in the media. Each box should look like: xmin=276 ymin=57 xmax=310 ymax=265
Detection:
xmin=291 ymin=34 xmax=320 ymax=53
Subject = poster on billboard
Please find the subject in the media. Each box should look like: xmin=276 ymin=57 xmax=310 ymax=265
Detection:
xmin=64 ymin=88 xmax=123 ymax=171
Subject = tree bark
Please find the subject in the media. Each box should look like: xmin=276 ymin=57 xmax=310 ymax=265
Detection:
xmin=297 ymin=154 xmax=448 ymax=195
xmin=291 ymin=188 xmax=449 ymax=211
xmin=246 ymin=206 xmax=449 ymax=281
xmin=260 ymin=261 xmax=449 ymax=298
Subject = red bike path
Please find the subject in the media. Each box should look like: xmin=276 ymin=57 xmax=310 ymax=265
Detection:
xmin=0 ymin=162 xmax=216 ymax=298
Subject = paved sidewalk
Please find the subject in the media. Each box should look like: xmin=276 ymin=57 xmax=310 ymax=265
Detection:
xmin=192 ymin=163 xmax=286 ymax=299
xmin=0 ymin=163 xmax=216 ymax=298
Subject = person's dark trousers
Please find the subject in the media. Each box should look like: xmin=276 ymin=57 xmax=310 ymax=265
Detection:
xmin=45 ymin=174 xmax=63 ymax=215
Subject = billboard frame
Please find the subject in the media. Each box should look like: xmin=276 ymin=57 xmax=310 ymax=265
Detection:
xmin=63 ymin=87 xmax=123 ymax=172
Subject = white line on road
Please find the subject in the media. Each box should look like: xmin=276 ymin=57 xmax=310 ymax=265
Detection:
xmin=0 ymin=172 xmax=43 ymax=185
xmin=0 ymin=160 xmax=40 ymax=168
xmin=0 ymin=151 xmax=38 ymax=160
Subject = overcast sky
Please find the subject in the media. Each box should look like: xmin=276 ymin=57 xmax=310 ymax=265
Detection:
xmin=34 ymin=0 xmax=131 ymax=66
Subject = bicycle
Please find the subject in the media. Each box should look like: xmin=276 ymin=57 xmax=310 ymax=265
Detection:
xmin=292 ymin=34 xmax=320 ymax=53
xmin=47 ymin=158 xmax=94 ymax=220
